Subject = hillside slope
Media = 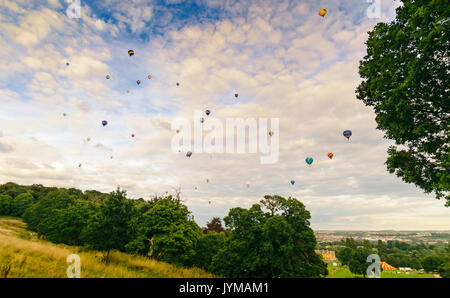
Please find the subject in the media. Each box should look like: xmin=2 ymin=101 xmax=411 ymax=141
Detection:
xmin=0 ymin=217 xmax=215 ymax=278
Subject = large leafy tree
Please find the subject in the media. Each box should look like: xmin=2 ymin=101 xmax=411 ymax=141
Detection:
xmin=348 ymin=248 xmax=373 ymax=278
xmin=127 ymin=196 xmax=202 ymax=267
xmin=211 ymin=195 xmax=327 ymax=278
xmin=356 ymin=0 xmax=449 ymax=205
xmin=82 ymin=188 xmax=137 ymax=256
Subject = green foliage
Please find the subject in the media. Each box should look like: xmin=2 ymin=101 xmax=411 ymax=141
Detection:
xmin=9 ymin=193 xmax=34 ymax=217
xmin=22 ymin=190 xmax=78 ymax=233
xmin=82 ymin=188 xmax=137 ymax=253
xmin=192 ymin=232 xmax=227 ymax=272
xmin=421 ymin=254 xmax=445 ymax=272
xmin=211 ymin=195 xmax=327 ymax=278
xmin=336 ymin=247 xmax=353 ymax=266
xmin=136 ymin=196 xmax=202 ymax=266
xmin=356 ymin=0 xmax=450 ymax=205
xmin=438 ymin=261 xmax=450 ymax=278
xmin=0 ymin=195 xmax=12 ymax=216
xmin=347 ymin=248 xmax=373 ymax=278
xmin=204 ymin=217 xmax=227 ymax=234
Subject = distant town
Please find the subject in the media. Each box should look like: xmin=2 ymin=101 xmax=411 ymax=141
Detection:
xmin=315 ymin=231 xmax=450 ymax=245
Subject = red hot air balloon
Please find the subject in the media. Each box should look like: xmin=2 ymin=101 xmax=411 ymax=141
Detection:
xmin=328 ymin=152 xmax=334 ymax=159
xmin=131 ymin=134 xmax=135 ymax=138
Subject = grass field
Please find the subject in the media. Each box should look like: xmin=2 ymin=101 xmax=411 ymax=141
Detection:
xmin=326 ymin=263 xmax=436 ymax=278
xmin=0 ymin=217 xmax=215 ymax=278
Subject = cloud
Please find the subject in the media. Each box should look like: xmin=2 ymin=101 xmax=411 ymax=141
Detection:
xmin=0 ymin=0 xmax=448 ymax=230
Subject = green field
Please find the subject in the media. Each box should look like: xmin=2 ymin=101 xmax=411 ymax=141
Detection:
xmin=326 ymin=263 xmax=436 ymax=278
xmin=0 ymin=217 xmax=215 ymax=278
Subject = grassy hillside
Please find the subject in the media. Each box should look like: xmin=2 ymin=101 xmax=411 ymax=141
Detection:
xmin=0 ymin=217 xmax=215 ymax=278
xmin=326 ymin=263 xmax=436 ymax=278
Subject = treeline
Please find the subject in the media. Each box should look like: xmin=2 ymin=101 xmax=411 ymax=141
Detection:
xmin=0 ymin=182 xmax=328 ymax=278
xmin=335 ymin=238 xmax=450 ymax=278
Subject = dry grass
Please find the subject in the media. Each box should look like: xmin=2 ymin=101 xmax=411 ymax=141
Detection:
xmin=0 ymin=217 xmax=215 ymax=278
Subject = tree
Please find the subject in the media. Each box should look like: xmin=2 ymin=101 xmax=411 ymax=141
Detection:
xmin=204 ymin=217 xmax=227 ymax=234
xmin=130 ymin=196 xmax=202 ymax=266
xmin=211 ymin=196 xmax=327 ymax=278
xmin=345 ymin=238 xmax=357 ymax=250
xmin=422 ymin=254 xmax=445 ymax=273
xmin=9 ymin=193 xmax=34 ymax=217
xmin=42 ymin=201 xmax=89 ymax=246
xmin=377 ymin=240 xmax=387 ymax=260
xmin=0 ymin=195 xmax=12 ymax=216
xmin=438 ymin=261 xmax=450 ymax=278
xmin=336 ymin=247 xmax=353 ymax=266
xmin=363 ymin=240 xmax=372 ymax=250
xmin=192 ymin=232 xmax=227 ymax=272
xmin=82 ymin=188 xmax=137 ymax=259
xmin=356 ymin=0 xmax=449 ymax=205
xmin=348 ymin=248 xmax=373 ymax=278
xmin=22 ymin=190 xmax=77 ymax=233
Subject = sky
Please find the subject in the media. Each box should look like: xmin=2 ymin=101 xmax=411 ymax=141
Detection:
xmin=0 ymin=0 xmax=449 ymax=230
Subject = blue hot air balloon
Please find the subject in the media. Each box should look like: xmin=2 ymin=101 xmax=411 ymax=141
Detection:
xmin=343 ymin=130 xmax=352 ymax=140
xmin=290 ymin=180 xmax=295 ymax=185
xmin=102 ymin=120 xmax=108 ymax=127
xmin=205 ymin=110 xmax=211 ymax=116
xmin=305 ymin=157 xmax=314 ymax=166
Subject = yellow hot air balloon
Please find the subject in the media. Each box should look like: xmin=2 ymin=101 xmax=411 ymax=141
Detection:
xmin=319 ymin=8 xmax=327 ymax=17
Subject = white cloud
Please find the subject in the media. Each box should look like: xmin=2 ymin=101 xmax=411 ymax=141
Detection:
xmin=0 ymin=0 xmax=448 ymax=230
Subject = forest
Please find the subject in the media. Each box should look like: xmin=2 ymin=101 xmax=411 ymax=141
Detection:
xmin=0 ymin=182 xmax=328 ymax=278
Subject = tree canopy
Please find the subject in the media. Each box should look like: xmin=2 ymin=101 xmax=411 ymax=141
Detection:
xmin=356 ymin=0 xmax=449 ymax=205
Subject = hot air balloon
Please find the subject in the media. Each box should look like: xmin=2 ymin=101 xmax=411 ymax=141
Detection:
xmin=102 ymin=120 xmax=108 ymax=127
xmin=205 ymin=110 xmax=211 ymax=116
xmin=126 ymin=89 xmax=130 ymax=93
xmin=305 ymin=157 xmax=314 ymax=166
xmin=176 ymin=129 xmax=180 ymax=134
xmin=176 ymin=82 xmax=180 ymax=86
xmin=319 ymin=8 xmax=327 ymax=17
xmin=66 ymin=62 xmax=70 ymax=66
xmin=106 ymin=75 xmax=111 ymax=80
xmin=328 ymin=152 xmax=334 ymax=159
xmin=186 ymin=151 xmax=192 ymax=157
xmin=131 ymin=134 xmax=135 ymax=138
xmin=136 ymin=80 xmax=141 ymax=85
xmin=128 ymin=50 xmax=134 ymax=56
xmin=269 ymin=130 xmax=274 ymax=137
xmin=290 ymin=180 xmax=295 ymax=185
xmin=235 ymin=93 xmax=239 ymax=98
xmin=343 ymin=130 xmax=352 ymax=140
xmin=147 ymin=75 xmax=152 ymax=80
